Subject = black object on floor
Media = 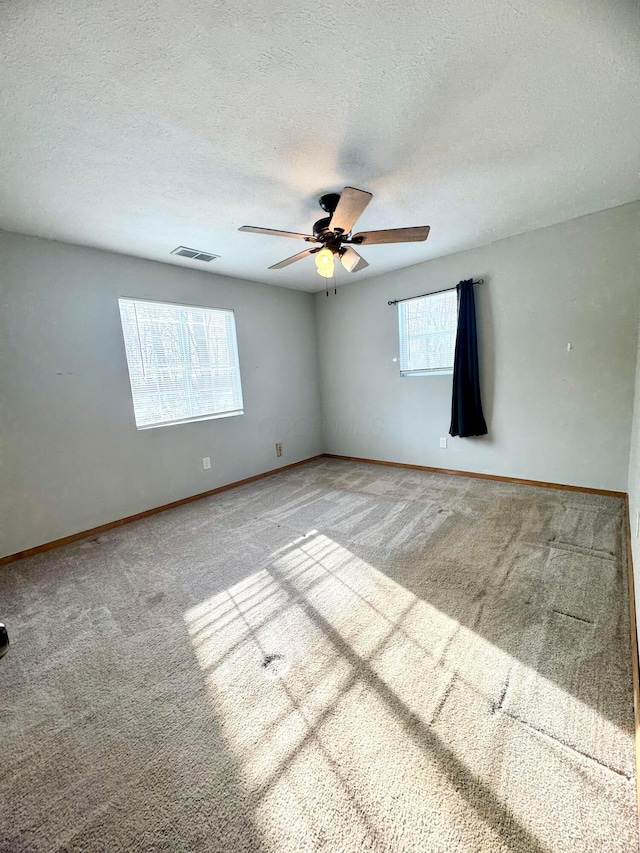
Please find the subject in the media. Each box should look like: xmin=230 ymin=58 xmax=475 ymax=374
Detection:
xmin=0 ymin=623 xmax=9 ymax=659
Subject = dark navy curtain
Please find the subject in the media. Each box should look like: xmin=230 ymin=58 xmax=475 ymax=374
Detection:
xmin=449 ymin=279 xmax=487 ymax=438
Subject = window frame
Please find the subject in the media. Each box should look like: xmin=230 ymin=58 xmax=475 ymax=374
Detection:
xmin=397 ymin=289 xmax=458 ymax=378
xmin=118 ymin=296 xmax=245 ymax=430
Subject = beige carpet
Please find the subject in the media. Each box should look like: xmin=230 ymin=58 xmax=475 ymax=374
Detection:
xmin=1 ymin=458 xmax=637 ymax=852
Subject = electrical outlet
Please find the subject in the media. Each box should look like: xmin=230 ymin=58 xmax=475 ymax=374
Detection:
xmin=440 ymin=437 xmax=447 ymax=449
xmin=275 ymin=443 xmax=283 ymax=458
xmin=202 ymin=457 xmax=211 ymax=470
xmin=636 ymin=510 xmax=639 ymax=539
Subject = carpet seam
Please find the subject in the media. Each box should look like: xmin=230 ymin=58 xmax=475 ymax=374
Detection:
xmin=551 ymin=609 xmax=593 ymax=625
xmin=502 ymin=710 xmax=633 ymax=781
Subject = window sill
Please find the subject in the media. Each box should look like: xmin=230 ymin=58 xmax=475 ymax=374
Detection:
xmin=400 ymin=370 xmax=453 ymax=377
xmin=136 ymin=409 xmax=244 ymax=430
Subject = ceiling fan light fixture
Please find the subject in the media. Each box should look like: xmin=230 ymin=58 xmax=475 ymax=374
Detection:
xmin=316 ymin=266 xmax=334 ymax=279
xmin=314 ymin=246 xmax=334 ymax=277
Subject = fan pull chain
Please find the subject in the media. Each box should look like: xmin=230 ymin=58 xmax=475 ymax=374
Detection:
xmin=324 ymin=266 xmax=337 ymax=296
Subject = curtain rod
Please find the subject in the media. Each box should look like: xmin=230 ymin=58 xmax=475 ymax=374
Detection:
xmin=387 ymin=279 xmax=484 ymax=306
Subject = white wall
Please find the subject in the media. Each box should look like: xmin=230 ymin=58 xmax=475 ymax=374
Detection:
xmin=0 ymin=231 xmax=322 ymax=557
xmin=316 ymin=203 xmax=640 ymax=492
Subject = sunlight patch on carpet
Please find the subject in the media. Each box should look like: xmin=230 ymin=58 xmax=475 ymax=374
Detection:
xmin=184 ymin=530 xmax=633 ymax=852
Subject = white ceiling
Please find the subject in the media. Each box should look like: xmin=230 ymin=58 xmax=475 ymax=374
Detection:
xmin=1 ymin=1 xmax=639 ymax=292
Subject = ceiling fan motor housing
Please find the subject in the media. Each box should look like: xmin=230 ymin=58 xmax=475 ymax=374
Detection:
xmin=312 ymin=216 xmax=332 ymax=237
xmin=315 ymin=192 xmax=349 ymax=245
xmin=315 ymin=193 xmax=349 ymax=246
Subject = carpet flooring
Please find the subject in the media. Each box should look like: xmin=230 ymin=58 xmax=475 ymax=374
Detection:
xmin=0 ymin=458 xmax=637 ymax=852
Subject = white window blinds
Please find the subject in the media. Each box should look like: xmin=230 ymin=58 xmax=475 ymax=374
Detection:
xmin=118 ymin=298 xmax=244 ymax=429
xmin=398 ymin=289 xmax=458 ymax=376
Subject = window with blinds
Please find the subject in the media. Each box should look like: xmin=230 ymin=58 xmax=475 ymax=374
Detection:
xmin=398 ymin=289 xmax=458 ymax=376
xmin=118 ymin=298 xmax=244 ymax=429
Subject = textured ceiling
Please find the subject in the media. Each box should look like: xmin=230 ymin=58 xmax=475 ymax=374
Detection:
xmin=1 ymin=0 xmax=639 ymax=292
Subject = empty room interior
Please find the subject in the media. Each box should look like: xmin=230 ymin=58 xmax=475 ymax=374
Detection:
xmin=2 ymin=1 xmax=640 ymax=851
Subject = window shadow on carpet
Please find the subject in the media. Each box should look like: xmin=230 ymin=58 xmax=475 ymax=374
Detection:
xmin=184 ymin=516 xmax=636 ymax=850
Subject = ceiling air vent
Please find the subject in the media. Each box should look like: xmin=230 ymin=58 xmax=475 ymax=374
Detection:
xmin=171 ymin=246 xmax=219 ymax=262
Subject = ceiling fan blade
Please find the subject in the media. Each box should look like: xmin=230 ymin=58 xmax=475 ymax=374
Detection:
xmin=239 ymin=226 xmax=317 ymax=241
xmin=351 ymin=226 xmax=430 ymax=245
xmin=330 ymin=187 xmax=373 ymax=235
xmin=268 ymin=247 xmax=319 ymax=270
xmin=340 ymin=246 xmax=369 ymax=273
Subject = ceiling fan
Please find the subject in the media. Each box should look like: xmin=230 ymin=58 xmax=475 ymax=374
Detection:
xmin=239 ymin=187 xmax=430 ymax=279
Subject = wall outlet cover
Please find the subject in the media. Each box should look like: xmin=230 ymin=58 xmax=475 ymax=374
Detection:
xmin=275 ymin=443 xmax=283 ymax=458
xmin=440 ymin=437 xmax=448 ymax=449
xmin=202 ymin=457 xmax=211 ymax=470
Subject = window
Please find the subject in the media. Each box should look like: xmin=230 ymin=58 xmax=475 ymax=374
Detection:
xmin=118 ymin=298 xmax=244 ymax=429
xmin=398 ymin=289 xmax=458 ymax=376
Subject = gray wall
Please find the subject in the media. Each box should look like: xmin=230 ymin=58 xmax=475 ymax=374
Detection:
xmin=0 ymin=232 xmax=322 ymax=557
xmin=627 ymin=319 xmax=640 ymax=650
xmin=316 ymin=203 xmax=640 ymax=492
xmin=3 ymin=203 xmax=638 ymax=559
